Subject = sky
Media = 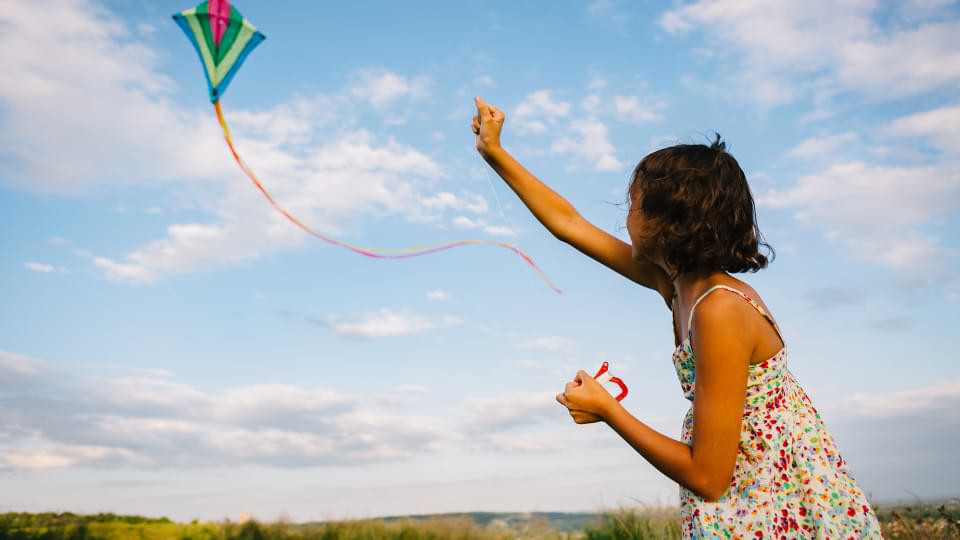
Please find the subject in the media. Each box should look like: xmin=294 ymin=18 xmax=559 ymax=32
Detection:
xmin=1 ymin=0 xmax=959 ymax=523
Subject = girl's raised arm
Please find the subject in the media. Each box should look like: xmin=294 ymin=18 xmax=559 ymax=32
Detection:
xmin=473 ymin=96 xmax=673 ymax=306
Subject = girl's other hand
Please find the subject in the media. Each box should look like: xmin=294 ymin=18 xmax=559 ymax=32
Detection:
xmin=556 ymin=370 xmax=619 ymax=424
xmin=473 ymin=96 xmax=505 ymax=159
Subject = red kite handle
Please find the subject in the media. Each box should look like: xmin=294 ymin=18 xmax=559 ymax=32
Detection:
xmin=607 ymin=375 xmax=629 ymax=401
xmin=593 ymin=361 xmax=610 ymax=379
xmin=593 ymin=361 xmax=629 ymax=401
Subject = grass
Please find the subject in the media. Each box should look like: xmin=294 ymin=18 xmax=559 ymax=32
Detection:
xmin=581 ymin=507 xmax=681 ymax=540
xmin=2 ymin=500 xmax=958 ymax=540
xmin=875 ymin=498 xmax=960 ymax=540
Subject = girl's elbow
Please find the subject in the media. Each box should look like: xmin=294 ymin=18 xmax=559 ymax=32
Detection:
xmin=701 ymin=486 xmax=728 ymax=503
xmin=694 ymin=473 xmax=733 ymax=502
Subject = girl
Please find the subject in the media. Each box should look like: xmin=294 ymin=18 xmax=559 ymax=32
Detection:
xmin=472 ymin=96 xmax=883 ymax=539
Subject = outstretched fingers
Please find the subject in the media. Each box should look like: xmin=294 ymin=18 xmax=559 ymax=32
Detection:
xmin=475 ymin=96 xmax=503 ymax=121
xmin=475 ymin=95 xmax=490 ymax=116
xmin=488 ymin=103 xmax=504 ymax=121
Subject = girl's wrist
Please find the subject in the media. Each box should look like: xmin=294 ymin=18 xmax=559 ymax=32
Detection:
xmin=481 ymin=144 xmax=507 ymax=164
xmin=601 ymin=397 xmax=624 ymax=424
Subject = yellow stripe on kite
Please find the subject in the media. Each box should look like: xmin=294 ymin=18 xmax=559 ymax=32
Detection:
xmin=213 ymin=22 xmax=257 ymax=86
xmin=184 ymin=12 xmax=218 ymax=88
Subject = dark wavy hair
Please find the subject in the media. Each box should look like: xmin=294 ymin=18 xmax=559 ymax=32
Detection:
xmin=627 ymin=134 xmax=774 ymax=277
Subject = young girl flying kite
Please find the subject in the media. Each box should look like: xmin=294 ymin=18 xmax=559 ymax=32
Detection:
xmin=472 ymin=96 xmax=883 ymax=539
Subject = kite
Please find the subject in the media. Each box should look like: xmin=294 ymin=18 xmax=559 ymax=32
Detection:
xmin=172 ymin=1 xmax=560 ymax=293
xmin=593 ymin=361 xmax=628 ymax=401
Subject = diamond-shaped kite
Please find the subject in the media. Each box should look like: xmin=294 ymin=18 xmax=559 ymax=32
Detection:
xmin=173 ymin=0 xmax=265 ymax=103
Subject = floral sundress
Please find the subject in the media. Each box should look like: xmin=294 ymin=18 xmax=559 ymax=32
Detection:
xmin=672 ymin=284 xmax=883 ymax=539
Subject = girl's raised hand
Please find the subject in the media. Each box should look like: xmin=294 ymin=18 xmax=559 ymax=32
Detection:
xmin=472 ymin=96 xmax=505 ymax=159
xmin=556 ymin=370 xmax=619 ymax=425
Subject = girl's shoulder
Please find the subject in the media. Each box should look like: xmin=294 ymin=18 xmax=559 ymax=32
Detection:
xmin=691 ymin=279 xmax=785 ymax=363
xmin=724 ymin=280 xmax=775 ymax=317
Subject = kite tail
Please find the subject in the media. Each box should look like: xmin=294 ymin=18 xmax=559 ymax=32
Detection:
xmin=213 ymin=101 xmax=562 ymax=294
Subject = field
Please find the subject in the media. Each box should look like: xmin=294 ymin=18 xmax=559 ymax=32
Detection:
xmin=1 ymin=500 xmax=958 ymax=539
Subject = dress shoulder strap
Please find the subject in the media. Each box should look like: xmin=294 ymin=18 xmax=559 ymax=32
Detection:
xmin=686 ymin=285 xmax=784 ymax=345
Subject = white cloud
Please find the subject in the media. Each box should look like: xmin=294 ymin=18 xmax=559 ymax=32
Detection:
xmin=327 ymin=309 xmax=462 ymax=338
xmin=762 ymin=162 xmax=960 ymax=230
xmin=586 ymin=0 xmax=633 ymax=30
xmin=659 ymin=10 xmax=693 ymax=33
xmin=94 ymin=222 xmax=248 ymax=284
xmin=580 ymin=94 xmax=667 ymax=123
xmin=452 ymin=216 xmax=484 ymax=229
xmin=2 ymin=437 xmax=139 ymax=470
xmin=218 ymin=384 xmax=349 ymax=418
xmin=761 ymin=162 xmax=958 ymax=232
xmin=92 ymin=125 xmax=448 ymax=283
xmin=771 ymin=106 xmax=960 ymax=286
xmin=0 ymin=0 xmax=229 ymax=192
xmin=759 ymin=161 xmax=960 ymax=275
xmin=227 ymin=95 xmax=346 ymax=146
xmin=462 ymin=392 xmax=561 ymax=433
xmin=23 ymin=262 xmax=62 ymax=273
xmin=612 ymin=95 xmax=667 ymax=123
xmin=836 ymin=21 xmax=960 ymax=98
xmin=348 ymin=69 xmax=430 ymax=109
xmin=0 ymin=351 xmax=42 ymax=375
xmin=513 ymin=84 xmax=661 ymax=173
xmin=0 ymin=354 xmax=448 ymax=469
xmin=551 ymin=119 xmax=623 ymax=172
xmin=887 ymin=104 xmax=960 ymax=155
xmin=449 ymin=216 xmax=516 ymax=237
xmin=581 ymin=94 xmax=603 ymax=116
xmin=483 ymin=225 xmax=516 ymax=237
xmin=419 ymin=192 xmax=489 ymax=214
xmin=426 ymin=289 xmax=449 ymax=302
xmin=0 ymin=352 xmax=574 ymax=469
xmin=787 ymin=132 xmax=860 ymax=161
xmin=512 ymin=90 xmax=571 ymax=134
xmin=24 ymin=262 xmax=53 ymax=273
xmin=660 ymin=1 xmax=960 ymax=106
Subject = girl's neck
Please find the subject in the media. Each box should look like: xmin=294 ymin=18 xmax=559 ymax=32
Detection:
xmin=672 ymin=270 xmax=727 ymax=307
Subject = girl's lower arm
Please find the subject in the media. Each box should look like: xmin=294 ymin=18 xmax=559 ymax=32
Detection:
xmin=603 ymin=402 xmax=717 ymax=500
xmin=482 ymin=146 xmax=578 ymax=239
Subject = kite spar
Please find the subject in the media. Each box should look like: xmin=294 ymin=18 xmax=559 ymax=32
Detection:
xmin=173 ymin=1 xmax=561 ymax=293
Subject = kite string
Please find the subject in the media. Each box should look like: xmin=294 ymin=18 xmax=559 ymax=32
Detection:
xmin=213 ymin=101 xmax=561 ymax=293
xmin=480 ymin=157 xmax=561 ymax=299
xmin=482 ymin=164 xmax=524 ymax=245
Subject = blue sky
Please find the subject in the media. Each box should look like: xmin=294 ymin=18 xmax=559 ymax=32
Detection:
xmin=1 ymin=0 xmax=959 ymax=522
